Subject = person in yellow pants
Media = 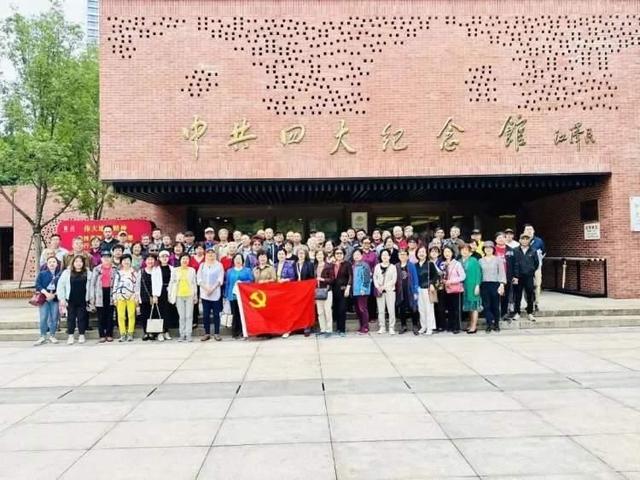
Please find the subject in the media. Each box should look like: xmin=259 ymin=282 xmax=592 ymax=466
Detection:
xmin=113 ymin=254 xmax=140 ymax=342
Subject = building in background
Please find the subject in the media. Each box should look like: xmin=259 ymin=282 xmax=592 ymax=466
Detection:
xmin=86 ymin=0 xmax=99 ymax=43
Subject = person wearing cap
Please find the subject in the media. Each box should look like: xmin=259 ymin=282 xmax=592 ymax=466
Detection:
xmin=112 ymin=253 xmax=140 ymax=342
xmin=197 ymin=248 xmax=225 ymax=341
xmin=479 ymin=241 xmax=506 ymax=333
xmin=117 ymin=231 xmax=132 ymax=255
xmin=203 ymin=227 xmax=217 ymax=251
xmin=183 ymin=231 xmax=196 ymax=255
xmin=460 ymin=243 xmax=482 ymax=334
xmin=89 ymin=251 xmax=116 ymax=342
xmin=151 ymin=250 xmax=175 ymax=341
xmin=470 ymin=229 xmax=485 ymax=257
xmin=504 ymin=228 xmax=519 ymax=249
xmin=512 ymin=233 xmax=539 ymax=322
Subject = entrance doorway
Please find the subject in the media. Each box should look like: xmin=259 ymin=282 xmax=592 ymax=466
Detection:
xmin=0 ymin=228 xmax=13 ymax=280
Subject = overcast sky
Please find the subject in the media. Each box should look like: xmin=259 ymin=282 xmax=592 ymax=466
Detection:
xmin=0 ymin=0 xmax=87 ymax=82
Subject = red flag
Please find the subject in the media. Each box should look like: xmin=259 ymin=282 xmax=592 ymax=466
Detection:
xmin=237 ymin=280 xmax=316 ymax=336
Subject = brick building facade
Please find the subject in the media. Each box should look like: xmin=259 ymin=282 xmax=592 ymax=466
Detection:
xmin=4 ymin=0 xmax=639 ymax=298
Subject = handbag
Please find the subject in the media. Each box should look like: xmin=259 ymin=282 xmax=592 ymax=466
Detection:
xmin=28 ymin=292 xmax=46 ymax=307
xmin=146 ymin=303 xmax=164 ymax=333
xmin=444 ymin=261 xmax=464 ymax=294
xmin=428 ymin=288 xmax=439 ymax=303
xmin=315 ymin=287 xmax=329 ymax=300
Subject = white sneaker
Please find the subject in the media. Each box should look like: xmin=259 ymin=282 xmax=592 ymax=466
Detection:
xmin=513 ymin=313 xmax=521 ymax=321
xmin=67 ymin=335 xmax=74 ymax=345
xmin=33 ymin=336 xmax=46 ymax=346
xmin=418 ymin=327 xmax=427 ymax=334
xmin=377 ymin=328 xmax=386 ymax=334
xmin=157 ymin=333 xmax=165 ymax=342
xmin=424 ymin=330 xmax=433 ymax=336
xmin=49 ymin=335 xmax=58 ymax=344
xmin=528 ymin=313 xmax=536 ymax=322
xmin=164 ymin=332 xmax=172 ymax=340
xmin=388 ymin=329 xmax=396 ymax=335
xmin=282 ymin=332 xmax=290 ymax=339
xmin=78 ymin=335 xmax=86 ymax=344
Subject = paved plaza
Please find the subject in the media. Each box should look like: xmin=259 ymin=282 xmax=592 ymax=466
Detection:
xmin=0 ymin=327 xmax=639 ymax=479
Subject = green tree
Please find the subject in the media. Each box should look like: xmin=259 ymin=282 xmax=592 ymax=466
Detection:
xmin=0 ymin=3 xmax=97 ymax=263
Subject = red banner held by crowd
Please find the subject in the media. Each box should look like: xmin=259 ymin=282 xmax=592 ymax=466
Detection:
xmin=237 ymin=280 xmax=316 ymax=337
xmin=57 ymin=219 xmax=154 ymax=250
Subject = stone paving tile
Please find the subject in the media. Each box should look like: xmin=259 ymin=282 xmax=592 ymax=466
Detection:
xmin=322 ymin=377 xmax=409 ymax=394
xmin=199 ymin=443 xmax=335 ymax=480
xmin=238 ymin=379 xmax=323 ymax=397
xmin=329 ymin=412 xmax=446 ymax=441
xmin=60 ymin=385 xmax=155 ymax=403
xmin=227 ymin=395 xmax=326 ymax=417
xmin=433 ymin=410 xmax=562 ymax=438
xmin=125 ymin=398 xmax=232 ymax=421
xmin=151 ymin=382 xmax=239 ymax=400
xmin=572 ymin=434 xmax=640 ymax=472
xmin=0 ymin=450 xmax=86 ymax=480
xmin=536 ymin=404 xmax=640 ymax=435
xmin=214 ymin=415 xmax=330 ymax=445
xmin=0 ymin=422 xmax=114 ymax=451
xmin=60 ymin=447 xmax=208 ymax=480
xmin=325 ymin=392 xmax=425 ymax=415
xmin=405 ymin=375 xmax=497 ymax=392
xmin=95 ymin=419 xmax=221 ymax=448
xmin=485 ymin=373 xmax=581 ymax=391
xmin=24 ymin=401 xmax=134 ymax=423
xmin=455 ymin=436 xmax=615 ymax=476
xmin=333 ymin=440 xmax=476 ymax=479
xmin=418 ymin=391 xmax=524 ymax=411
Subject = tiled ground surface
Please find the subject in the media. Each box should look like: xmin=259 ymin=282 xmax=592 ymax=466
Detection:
xmin=0 ymin=327 xmax=639 ymax=479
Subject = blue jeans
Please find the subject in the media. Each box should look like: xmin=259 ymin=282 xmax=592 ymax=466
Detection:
xmin=202 ymin=298 xmax=222 ymax=335
xmin=39 ymin=300 xmax=59 ymax=336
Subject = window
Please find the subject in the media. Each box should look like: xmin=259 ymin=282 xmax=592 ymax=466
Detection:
xmin=580 ymin=200 xmax=599 ymax=222
xmin=309 ymin=218 xmax=338 ymax=240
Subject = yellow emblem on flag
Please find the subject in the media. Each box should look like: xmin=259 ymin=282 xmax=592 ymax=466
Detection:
xmin=249 ymin=290 xmax=267 ymax=309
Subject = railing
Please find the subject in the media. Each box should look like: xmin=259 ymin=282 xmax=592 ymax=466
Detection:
xmin=543 ymin=256 xmax=607 ymax=297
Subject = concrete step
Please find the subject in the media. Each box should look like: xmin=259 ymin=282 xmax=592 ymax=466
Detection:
xmin=500 ymin=315 xmax=640 ymax=329
xmin=536 ymin=309 xmax=640 ymax=318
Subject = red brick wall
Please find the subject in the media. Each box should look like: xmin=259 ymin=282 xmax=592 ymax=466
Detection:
xmin=100 ymin=0 xmax=638 ymax=182
xmin=0 ymin=187 xmax=187 ymax=282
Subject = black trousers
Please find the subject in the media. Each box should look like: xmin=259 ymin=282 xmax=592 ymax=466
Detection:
xmin=398 ymin=300 xmax=420 ymax=329
xmin=445 ymin=292 xmax=462 ymax=332
xmin=67 ymin=303 xmax=88 ymax=335
xmin=157 ymin=290 xmax=177 ymax=333
xmin=230 ymin=299 xmax=242 ymax=338
xmin=514 ymin=275 xmax=535 ymax=314
xmin=332 ymin=287 xmax=347 ymax=333
xmin=367 ymin=291 xmax=378 ymax=321
xmin=192 ymin=286 xmax=200 ymax=326
xmin=500 ymin=281 xmax=512 ymax=317
xmin=97 ymin=288 xmax=114 ymax=338
xmin=202 ymin=299 xmax=223 ymax=335
xmin=435 ymin=289 xmax=447 ymax=330
xmin=480 ymin=282 xmax=501 ymax=327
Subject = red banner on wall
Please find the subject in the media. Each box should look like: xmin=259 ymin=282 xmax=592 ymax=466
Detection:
xmin=237 ymin=279 xmax=316 ymax=337
xmin=57 ymin=219 xmax=154 ymax=250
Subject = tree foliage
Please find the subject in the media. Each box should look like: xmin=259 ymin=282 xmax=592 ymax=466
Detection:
xmin=0 ymin=2 xmax=104 ymax=263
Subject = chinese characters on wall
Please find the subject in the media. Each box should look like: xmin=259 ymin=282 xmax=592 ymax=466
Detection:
xmin=181 ymin=115 xmax=596 ymax=158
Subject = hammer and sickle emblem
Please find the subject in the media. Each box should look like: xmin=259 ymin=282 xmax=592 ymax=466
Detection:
xmin=249 ymin=290 xmax=267 ymax=309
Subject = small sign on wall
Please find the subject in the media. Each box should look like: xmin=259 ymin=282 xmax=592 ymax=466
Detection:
xmin=583 ymin=222 xmax=601 ymax=240
xmin=631 ymin=197 xmax=640 ymax=232
xmin=351 ymin=212 xmax=368 ymax=231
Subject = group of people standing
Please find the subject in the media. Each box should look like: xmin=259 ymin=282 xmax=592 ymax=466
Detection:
xmin=33 ymin=222 xmax=545 ymax=345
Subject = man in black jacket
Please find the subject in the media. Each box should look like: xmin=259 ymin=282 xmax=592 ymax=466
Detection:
xmin=512 ymin=234 xmax=540 ymax=321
